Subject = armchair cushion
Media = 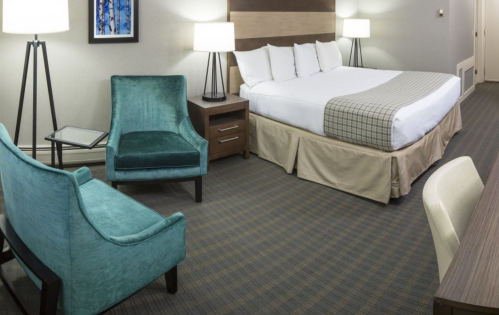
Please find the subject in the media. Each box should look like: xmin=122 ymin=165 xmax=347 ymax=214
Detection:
xmin=115 ymin=131 xmax=200 ymax=170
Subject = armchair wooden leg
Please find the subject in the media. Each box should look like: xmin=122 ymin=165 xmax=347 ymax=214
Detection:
xmin=165 ymin=266 xmax=178 ymax=294
xmin=40 ymin=281 xmax=60 ymax=315
xmin=1 ymin=232 xmax=14 ymax=265
xmin=195 ymin=177 xmax=202 ymax=203
xmin=0 ymin=216 xmax=61 ymax=315
xmin=112 ymin=182 xmax=118 ymax=189
xmin=0 ymin=231 xmax=14 ymax=266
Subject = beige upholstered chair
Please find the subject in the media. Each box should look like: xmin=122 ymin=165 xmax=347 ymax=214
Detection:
xmin=423 ymin=156 xmax=484 ymax=282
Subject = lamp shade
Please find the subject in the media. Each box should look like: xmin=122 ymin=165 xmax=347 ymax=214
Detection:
xmin=343 ymin=19 xmax=370 ymax=38
xmin=194 ymin=22 xmax=235 ymax=52
xmin=3 ymin=0 xmax=69 ymax=34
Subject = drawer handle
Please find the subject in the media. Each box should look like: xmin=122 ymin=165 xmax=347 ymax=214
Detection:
xmin=219 ymin=136 xmax=239 ymax=143
xmin=219 ymin=125 xmax=239 ymax=132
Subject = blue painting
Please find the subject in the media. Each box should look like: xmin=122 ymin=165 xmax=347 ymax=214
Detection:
xmin=90 ymin=0 xmax=138 ymax=43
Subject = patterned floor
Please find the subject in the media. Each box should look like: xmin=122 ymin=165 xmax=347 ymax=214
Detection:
xmin=1 ymin=82 xmax=499 ymax=315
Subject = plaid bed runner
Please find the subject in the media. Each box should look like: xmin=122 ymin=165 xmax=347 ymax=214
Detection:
xmin=323 ymin=71 xmax=454 ymax=151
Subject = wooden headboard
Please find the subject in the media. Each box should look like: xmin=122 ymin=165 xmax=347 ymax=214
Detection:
xmin=227 ymin=0 xmax=336 ymax=94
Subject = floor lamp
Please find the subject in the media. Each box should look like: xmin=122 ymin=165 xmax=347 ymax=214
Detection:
xmin=193 ymin=23 xmax=235 ymax=102
xmin=343 ymin=19 xmax=370 ymax=68
xmin=2 ymin=0 xmax=69 ymax=162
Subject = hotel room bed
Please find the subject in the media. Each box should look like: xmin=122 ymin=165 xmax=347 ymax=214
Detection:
xmin=240 ymin=69 xmax=461 ymax=202
xmin=247 ymin=103 xmax=461 ymax=203
xmin=241 ymin=66 xmax=461 ymax=151
xmin=228 ymin=0 xmax=462 ymax=203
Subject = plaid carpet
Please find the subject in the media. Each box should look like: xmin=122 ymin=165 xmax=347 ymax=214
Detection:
xmin=1 ymin=82 xmax=499 ymax=315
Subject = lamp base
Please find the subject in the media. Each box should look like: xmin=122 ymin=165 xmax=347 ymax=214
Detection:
xmin=202 ymin=52 xmax=227 ymax=103
xmin=348 ymin=38 xmax=364 ymax=68
xmin=202 ymin=93 xmax=227 ymax=102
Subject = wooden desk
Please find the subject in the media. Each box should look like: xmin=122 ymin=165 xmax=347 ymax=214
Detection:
xmin=435 ymin=154 xmax=499 ymax=314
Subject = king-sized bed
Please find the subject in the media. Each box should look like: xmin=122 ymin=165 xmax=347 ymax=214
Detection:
xmin=241 ymin=66 xmax=461 ymax=151
xmin=228 ymin=0 xmax=462 ymax=203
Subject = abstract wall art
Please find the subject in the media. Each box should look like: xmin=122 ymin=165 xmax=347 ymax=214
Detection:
xmin=89 ymin=0 xmax=139 ymax=43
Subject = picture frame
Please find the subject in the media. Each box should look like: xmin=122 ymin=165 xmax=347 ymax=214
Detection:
xmin=89 ymin=0 xmax=139 ymax=44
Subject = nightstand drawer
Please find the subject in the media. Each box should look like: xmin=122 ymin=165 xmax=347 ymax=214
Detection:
xmin=210 ymin=131 xmax=246 ymax=154
xmin=210 ymin=119 xmax=245 ymax=139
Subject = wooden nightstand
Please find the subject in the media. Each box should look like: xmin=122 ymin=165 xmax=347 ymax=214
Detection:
xmin=187 ymin=95 xmax=250 ymax=162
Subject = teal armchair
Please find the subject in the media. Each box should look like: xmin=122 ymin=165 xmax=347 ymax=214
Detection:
xmin=106 ymin=75 xmax=208 ymax=202
xmin=0 ymin=124 xmax=186 ymax=315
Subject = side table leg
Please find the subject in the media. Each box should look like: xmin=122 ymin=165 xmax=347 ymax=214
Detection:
xmin=51 ymin=142 xmax=55 ymax=168
xmin=56 ymin=143 xmax=63 ymax=170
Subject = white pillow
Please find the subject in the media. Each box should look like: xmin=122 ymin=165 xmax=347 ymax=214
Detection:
xmin=267 ymin=45 xmax=297 ymax=82
xmin=233 ymin=47 xmax=273 ymax=88
xmin=316 ymin=40 xmax=342 ymax=72
xmin=293 ymin=43 xmax=321 ymax=78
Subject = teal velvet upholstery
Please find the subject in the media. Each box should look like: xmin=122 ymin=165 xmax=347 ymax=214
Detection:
xmin=116 ymin=131 xmax=200 ymax=170
xmin=0 ymin=124 xmax=186 ymax=315
xmin=106 ymin=76 xmax=208 ymax=182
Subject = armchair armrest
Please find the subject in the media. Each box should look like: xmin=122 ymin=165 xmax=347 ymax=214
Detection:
xmin=108 ymin=212 xmax=186 ymax=245
xmin=178 ymin=117 xmax=208 ymax=152
xmin=106 ymin=123 xmax=121 ymax=156
xmin=73 ymin=167 xmax=93 ymax=186
xmin=178 ymin=117 xmax=208 ymax=174
xmin=106 ymin=123 xmax=121 ymax=180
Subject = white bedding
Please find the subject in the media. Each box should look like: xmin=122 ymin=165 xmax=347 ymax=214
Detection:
xmin=240 ymin=66 xmax=461 ymax=150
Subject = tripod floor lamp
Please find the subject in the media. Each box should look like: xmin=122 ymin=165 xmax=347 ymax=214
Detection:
xmin=2 ymin=0 xmax=69 ymax=163
xmin=343 ymin=19 xmax=370 ymax=68
xmin=193 ymin=22 xmax=235 ymax=102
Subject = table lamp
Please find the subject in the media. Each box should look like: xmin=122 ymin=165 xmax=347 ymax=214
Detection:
xmin=3 ymin=0 xmax=69 ymax=162
xmin=343 ymin=19 xmax=370 ymax=68
xmin=194 ymin=22 xmax=235 ymax=102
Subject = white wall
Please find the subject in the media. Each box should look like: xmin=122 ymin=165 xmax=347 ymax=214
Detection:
xmin=355 ymin=0 xmax=451 ymax=72
xmin=449 ymin=0 xmax=475 ymax=74
xmin=0 ymin=0 xmax=227 ymax=148
xmin=336 ymin=0 xmax=474 ymax=75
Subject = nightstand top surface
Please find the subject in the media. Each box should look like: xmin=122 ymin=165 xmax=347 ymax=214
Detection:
xmin=187 ymin=94 xmax=248 ymax=109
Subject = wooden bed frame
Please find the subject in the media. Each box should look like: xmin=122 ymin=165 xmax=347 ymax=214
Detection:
xmin=227 ymin=0 xmax=462 ymax=203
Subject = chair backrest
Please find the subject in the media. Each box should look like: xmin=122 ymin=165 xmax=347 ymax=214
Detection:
xmin=111 ymin=75 xmax=188 ymax=135
xmin=0 ymin=124 xmax=79 ymax=285
xmin=422 ymin=156 xmax=484 ymax=282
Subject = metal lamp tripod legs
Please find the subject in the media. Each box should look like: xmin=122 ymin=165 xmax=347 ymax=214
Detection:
xmin=348 ymin=38 xmax=364 ymax=68
xmin=13 ymin=37 xmax=62 ymax=167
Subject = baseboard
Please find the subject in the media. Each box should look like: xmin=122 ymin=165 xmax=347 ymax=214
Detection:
xmin=21 ymin=145 xmax=106 ymax=166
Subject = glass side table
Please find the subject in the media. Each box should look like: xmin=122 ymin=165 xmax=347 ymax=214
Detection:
xmin=45 ymin=126 xmax=108 ymax=169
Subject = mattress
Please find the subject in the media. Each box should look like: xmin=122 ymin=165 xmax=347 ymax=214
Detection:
xmin=240 ymin=66 xmax=461 ymax=150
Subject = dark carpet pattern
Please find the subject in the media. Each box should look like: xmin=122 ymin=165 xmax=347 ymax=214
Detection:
xmin=1 ymin=83 xmax=499 ymax=315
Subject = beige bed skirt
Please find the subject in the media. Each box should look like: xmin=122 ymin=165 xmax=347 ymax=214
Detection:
xmin=249 ymin=102 xmax=462 ymax=203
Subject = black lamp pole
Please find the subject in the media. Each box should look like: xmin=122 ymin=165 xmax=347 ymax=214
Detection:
xmin=13 ymin=35 xmax=62 ymax=165
xmin=348 ymin=38 xmax=364 ymax=68
xmin=202 ymin=52 xmax=226 ymax=102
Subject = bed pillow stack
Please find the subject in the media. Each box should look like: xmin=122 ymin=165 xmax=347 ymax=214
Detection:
xmin=233 ymin=40 xmax=342 ymax=87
